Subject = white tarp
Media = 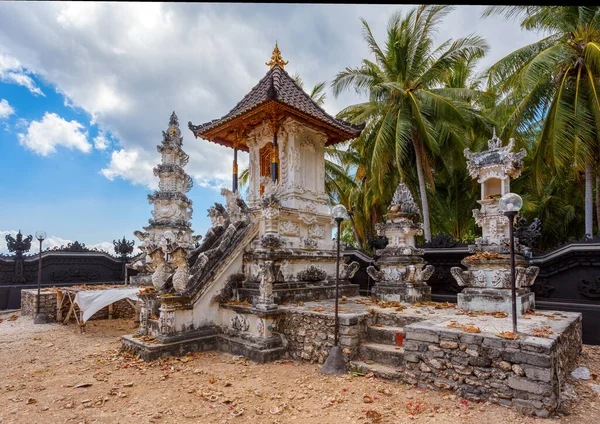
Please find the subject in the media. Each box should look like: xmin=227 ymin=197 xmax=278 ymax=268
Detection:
xmin=74 ymin=288 xmax=141 ymax=323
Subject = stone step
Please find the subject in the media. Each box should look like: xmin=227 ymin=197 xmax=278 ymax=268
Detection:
xmin=350 ymin=360 xmax=404 ymax=381
xmin=358 ymin=342 xmax=405 ymax=367
xmin=366 ymin=325 xmax=404 ymax=345
xmin=372 ymin=313 xmax=425 ymax=328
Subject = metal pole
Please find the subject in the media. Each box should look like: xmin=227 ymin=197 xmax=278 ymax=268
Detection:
xmin=36 ymin=239 xmax=42 ymax=317
xmin=271 ymin=133 xmax=278 ymax=183
xmin=508 ymin=211 xmax=517 ymax=334
xmin=334 ymin=218 xmax=341 ymax=346
xmin=233 ymin=146 xmax=238 ymax=192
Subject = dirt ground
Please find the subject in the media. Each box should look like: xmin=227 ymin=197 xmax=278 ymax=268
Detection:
xmin=0 ymin=313 xmax=599 ymax=424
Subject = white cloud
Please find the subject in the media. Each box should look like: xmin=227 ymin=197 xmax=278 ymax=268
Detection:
xmin=100 ymin=148 xmax=158 ymax=189
xmin=0 ymin=98 xmax=14 ymax=119
xmin=0 ymin=4 xmax=543 ymax=191
xmin=17 ymin=112 xmax=91 ymax=156
xmin=0 ymin=52 xmax=44 ymax=96
xmin=93 ymin=131 xmax=110 ymax=150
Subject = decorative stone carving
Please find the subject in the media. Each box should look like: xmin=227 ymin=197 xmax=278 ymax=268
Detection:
xmin=260 ymin=234 xmax=283 ymax=250
xmin=340 ymin=261 xmax=360 ymax=280
xmin=308 ymin=224 xmax=324 ymax=239
xmin=301 ymin=237 xmax=318 ymax=250
xmin=231 ymin=314 xmax=250 ymax=332
xmin=290 ymin=147 xmax=301 ymax=171
xmin=297 ymin=265 xmax=328 ymax=282
xmin=256 ymin=261 xmax=278 ymax=310
xmin=170 ymin=246 xmax=189 ymax=293
xmin=298 ymin=201 xmax=318 ymax=225
xmin=280 ymin=221 xmax=299 ymax=236
xmin=149 ymin=247 xmax=170 ymax=291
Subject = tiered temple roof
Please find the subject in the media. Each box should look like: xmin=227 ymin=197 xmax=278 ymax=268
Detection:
xmin=188 ymin=44 xmax=364 ymax=151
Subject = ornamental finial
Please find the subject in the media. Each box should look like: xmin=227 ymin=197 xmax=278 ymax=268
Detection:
xmin=266 ymin=41 xmax=289 ymax=69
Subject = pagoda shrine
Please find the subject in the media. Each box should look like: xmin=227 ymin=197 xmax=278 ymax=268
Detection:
xmin=124 ymin=44 xmax=364 ymax=360
xmin=130 ymin=112 xmax=200 ymax=284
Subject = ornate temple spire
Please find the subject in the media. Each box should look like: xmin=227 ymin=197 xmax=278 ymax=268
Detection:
xmin=388 ymin=182 xmax=420 ymax=220
xmin=266 ymin=41 xmax=289 ymax=69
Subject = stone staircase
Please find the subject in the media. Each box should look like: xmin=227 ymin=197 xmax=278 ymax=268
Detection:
xmin=351 ymin=313 xmax=423 ymax=381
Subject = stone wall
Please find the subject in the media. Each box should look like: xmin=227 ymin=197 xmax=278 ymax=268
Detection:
xmin=21 ymin=289 xmax=136 ymax=322
xmin=402 ymin=314 xmax=582 ymax=418
xmin=275 ymin=311 xmax=367 ymax=364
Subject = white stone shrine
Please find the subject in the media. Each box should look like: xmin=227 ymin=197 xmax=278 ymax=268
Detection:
xmin=452 ymin=131 xmax=539 ymax=314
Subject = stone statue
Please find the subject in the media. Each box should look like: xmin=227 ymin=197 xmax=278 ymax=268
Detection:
xmin=148 ymin=247 xmax=170 ymax=291
xmin=256 ymin=261 xmax=278 ymax=310
xmin=170 ymin=246 xmax=190 ymax=293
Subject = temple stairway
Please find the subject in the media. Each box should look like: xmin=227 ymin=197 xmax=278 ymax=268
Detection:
xmin=351 ymin=313 xmax=418 ymax=381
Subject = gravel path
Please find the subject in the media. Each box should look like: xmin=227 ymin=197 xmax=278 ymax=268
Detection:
xmin=0 ymin=313 xmax=598 ymax=423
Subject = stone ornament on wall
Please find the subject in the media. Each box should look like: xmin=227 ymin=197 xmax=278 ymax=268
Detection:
xmin=256 ymin=261 xmax=279 ymax=310
xmin=280 ymin=221 xmax=299 ymax=236
xmin=308 ymin=224 xmax=325 ymax=239
xmin=296 ymin=265 xmax=328 ymax=281
xmin=231 ymin=314 xmax=250 ymax=332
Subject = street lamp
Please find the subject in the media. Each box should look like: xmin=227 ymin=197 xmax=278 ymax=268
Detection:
xmin=321 ymin=204 xmax=348 ymax=375
xmin=34 ymin=230 xmax=47 ymax=324
xmin=499 ymin=193 xmax=523 ymax=334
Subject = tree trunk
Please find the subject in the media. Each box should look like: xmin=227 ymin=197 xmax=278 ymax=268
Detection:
xmin=585 ymin=162 xmax=593 ymax=237
xmin=596 ymin=172 xmax=600 ymax=237
xmin=413 ymin=138 xmax=432 ymax=241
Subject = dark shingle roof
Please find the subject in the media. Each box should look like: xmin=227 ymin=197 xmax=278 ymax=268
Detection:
xmin=189 ymin=65 xmax=363 ymax=141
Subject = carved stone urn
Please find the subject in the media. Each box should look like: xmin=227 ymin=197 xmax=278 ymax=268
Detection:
xmin=367 ymin=183 xmax=434 ymax=303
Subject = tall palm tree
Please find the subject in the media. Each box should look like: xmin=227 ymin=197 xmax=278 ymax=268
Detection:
xmin=331 ymin=5 xmax=489 ymax=241
xmin=483 ymin=6 xmax=600 ymax=236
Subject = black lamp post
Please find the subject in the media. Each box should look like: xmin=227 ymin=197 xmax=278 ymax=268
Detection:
xmin=499 ymin=193 xmax=523 ymax=335
xmin=321 ymin=204 xmax=348 ymax=375
xmin=33 ymin=230 xmax=47 ymax=324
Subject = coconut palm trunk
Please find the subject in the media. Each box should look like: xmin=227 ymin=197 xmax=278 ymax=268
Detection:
xmin=586 ymin=161 xmax=593 ymax=237
xmin=413 ymin=137 xmax=432 ymax=241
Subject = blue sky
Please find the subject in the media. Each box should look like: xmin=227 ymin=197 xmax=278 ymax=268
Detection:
xmin=0 ymin=3 xmax=542 ymax=254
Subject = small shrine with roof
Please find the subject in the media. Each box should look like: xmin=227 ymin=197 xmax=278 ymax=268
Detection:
xmin=451 ymin=131 xmax=539 ymax=314
xmin=125 ymin=44 xmax=364 ymax=360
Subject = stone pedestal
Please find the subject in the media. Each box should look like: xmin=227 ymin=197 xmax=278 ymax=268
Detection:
xmin=452 ymin=255 xmax=539 ymax=315
xmin=458 ymin=288 xmax=534 ymax=315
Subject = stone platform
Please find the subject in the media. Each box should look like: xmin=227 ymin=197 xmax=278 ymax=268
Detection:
xmin=276 ymin=297 xmax=582 ymax=418
xmin=121 ymin=296 xmax=582 ymax=418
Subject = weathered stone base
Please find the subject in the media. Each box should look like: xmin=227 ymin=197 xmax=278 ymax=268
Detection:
xmin=122 ymin=327 xmax=286 ymax=363
xmin=237 ymin=281 xmax=359 ymax=304
xmin=372 ymin=282 xmax=431 ymax=303
xmin=458 ymin=288 xmax=534 ymax=315
xmin=402 ymin=312 xmax=582 ymax=418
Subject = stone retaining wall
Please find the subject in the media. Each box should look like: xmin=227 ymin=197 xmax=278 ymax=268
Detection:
xmin=21 ymin=289 xmax=136 ymax=322
xmin=275 ymin=311 xmax=367 ymax=364
xmin=402 ymin=314 xmax=582 ymax=418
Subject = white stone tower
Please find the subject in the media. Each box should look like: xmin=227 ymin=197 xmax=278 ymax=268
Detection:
xmin=134 ymin=112 xmax=198 ymax=256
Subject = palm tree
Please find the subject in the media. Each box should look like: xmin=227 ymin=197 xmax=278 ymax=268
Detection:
xmin=331 ymin=5 xmax=489 ymax=241
xmin=483 ymin=6 xmax=600 ymax=237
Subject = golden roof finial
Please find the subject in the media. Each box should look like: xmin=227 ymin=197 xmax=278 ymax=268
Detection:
xmin=266 ymin=41 xmax=289 ymax=69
